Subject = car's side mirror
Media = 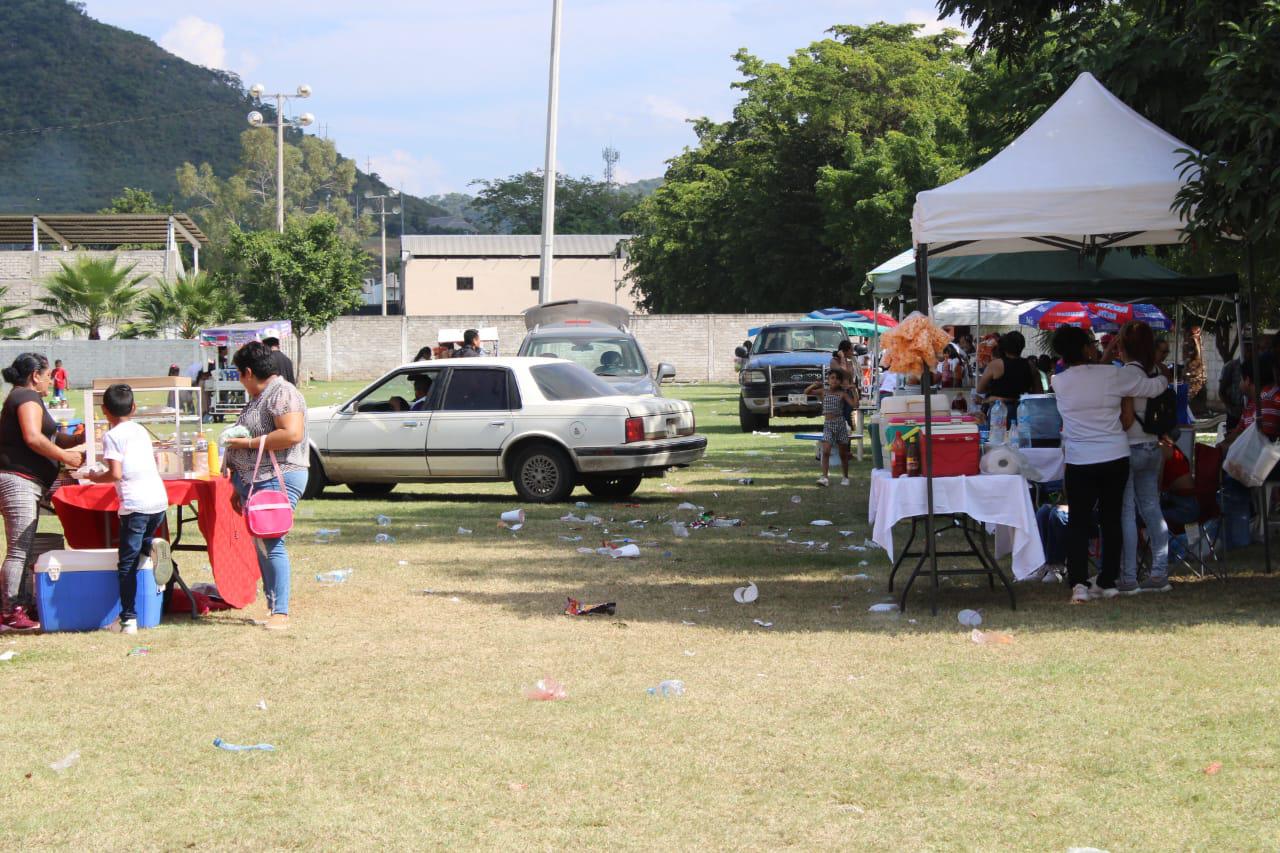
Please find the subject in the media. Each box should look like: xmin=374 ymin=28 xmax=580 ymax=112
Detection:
xmin=734 ymin=346 xmax=748 ymax=359
xmin=656 ymin=363 xmax=676 ymax=382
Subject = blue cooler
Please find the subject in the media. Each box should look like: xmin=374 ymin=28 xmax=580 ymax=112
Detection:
xmin=34 ymin=549 xmax=162 ymax=632
xmin=1018 ymin=394 xmax=1062 ymax=447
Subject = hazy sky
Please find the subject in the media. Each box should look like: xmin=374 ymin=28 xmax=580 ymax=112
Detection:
xmin=84 ymin=1 xmax=957 ymax=196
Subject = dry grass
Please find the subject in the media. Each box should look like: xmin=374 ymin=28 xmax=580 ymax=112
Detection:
xmin=3 ymin=382 xmax=1280 ymax=850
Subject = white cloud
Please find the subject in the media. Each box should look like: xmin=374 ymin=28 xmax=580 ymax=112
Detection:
xmin=159 ymin=16 xmax=227 ymax=69
xmin=905 ymin=8 xmax=967 ymax=36
xmin=644 ymin=95 xmax=696 ymax=123
xmin=368 ymin=150 xmax=447 ymax=196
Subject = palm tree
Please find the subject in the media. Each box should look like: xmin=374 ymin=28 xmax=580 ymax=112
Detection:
xmin=0 ymin=286 xmax=30 ymax=338
xmin=35 ymin=256 xmax=148 ymax=340
xmin=121 ymin=272 xmax=241 ymax=339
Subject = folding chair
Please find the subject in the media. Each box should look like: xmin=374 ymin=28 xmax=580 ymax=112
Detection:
xmin=1169 ymin=443 xmax=1223 ymax=579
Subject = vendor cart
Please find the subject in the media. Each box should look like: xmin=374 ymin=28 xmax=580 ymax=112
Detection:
xmin=198 ymin=321 xmax=292 ymax=421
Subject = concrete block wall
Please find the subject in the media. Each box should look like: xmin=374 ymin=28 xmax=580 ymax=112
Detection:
xmin=0 ymin=340 xmax=201 ymax=390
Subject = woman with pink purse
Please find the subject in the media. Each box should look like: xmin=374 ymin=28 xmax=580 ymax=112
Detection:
xmin=222 ymin=341 xmax=309 ymax=631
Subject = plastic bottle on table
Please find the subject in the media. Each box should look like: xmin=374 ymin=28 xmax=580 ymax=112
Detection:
xmin=905 ymin=435 xmax=921 ymax=477
xmin=1016 ymin=398 xmax=1033 ymax=447
xmin=989 ymin=400 xmax=1008 ymax=445
xmin=891 ymin=433 xmax=907 ymax=478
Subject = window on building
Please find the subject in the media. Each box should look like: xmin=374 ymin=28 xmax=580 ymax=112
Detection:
xmin=530 ymin=276 xmax=540 ymax=291
xmin=456 ymin=276 xmax=474 ymax=291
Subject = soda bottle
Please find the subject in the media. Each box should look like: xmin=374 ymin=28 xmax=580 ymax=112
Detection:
xmin=905 ymin=435 xmax=921 ymax=477
xmin=891 ymin=433 xmax=907 ymax=478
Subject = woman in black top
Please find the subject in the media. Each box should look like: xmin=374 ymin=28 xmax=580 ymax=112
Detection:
xmin=0 ymin=353 xmax=84 ymax=631
xmin=977 ymin=331 xmax=1034 ymax=414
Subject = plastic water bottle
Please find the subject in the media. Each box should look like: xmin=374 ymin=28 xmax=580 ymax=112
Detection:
xmin=646 ymin=679 xmax=686 ymax=698
xmin=374 ymin=533 xmax=395 ymax=544
xmin=315 ymin=569 xmax=352 ymax=583
xmin=989 ymin=400 xmax=1007 ymax=445
xmin=314 ymin=528 xmax=341 ymax=544
xmin=375 ymin=515 xmax=391 ymax=527
xmin=1016 ymin=399 xmax=1033 ymax=448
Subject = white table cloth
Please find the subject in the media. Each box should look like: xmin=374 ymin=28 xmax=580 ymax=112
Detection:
xmin=868 ymin=469 xmax=1045 ymax=579
xmin=1020 ymin=447 xmax=1065 ymax=484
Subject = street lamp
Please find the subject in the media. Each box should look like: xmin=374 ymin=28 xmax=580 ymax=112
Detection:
xmin=247 ymin=83 xmax=314 ymax=233
xmin=365 ymin=189 xmax=401 ymax=316
xmin=538 ymin=0 xmax=563 ymax=304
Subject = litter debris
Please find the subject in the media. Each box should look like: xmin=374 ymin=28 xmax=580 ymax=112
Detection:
xmin=315 ymin=569 xmax=352 ymax=583
xmin=957 ymin=609 xmax=983 ymax=628
xmin=575 ymin=501 xmax=591 ymax=508
xmin=499 ymin=522 xmax=525 ymax=532
xmin=811 ymin=520 xmax=833 ymax=527
xmin=847 ymin=544 xmax=868 ymax=552
xmin=398 ymin=560 xmax=409 ymax=566
xmin=675 ymin=502 xmax=702 ymax=511
xmin=509 ymin=781 xmax=528 ymax=791
xmin=603 ymin=543 xmax=640 ymax=559
xmin=790 ymin=496 xmax=802 ymax=504
xmin=456 ymin=527 xmax=472 ymax=535
xmin=559 ymin=535 xmax=583 ymax=542
xmin=751 ymin=430 xmax=775 ymax=436
xmin=733 ymin=581 xmax=759 ymax=604
xmin=857 ymin=560 xmax=869 ymax=567
xmin=1204 ymin=761 xmax=1223 ymax=776
xmin=256 ymin=700 xmax=268 ymax=711
xmin=646 ymin=679 xmax=685 ymax=698
xmin=127 ymin=646 xmax=150 ymax=656
xmin=375 ymin=515 xmax=391 ymax=527
xmin=314 ymin=528 xmax=341 ymax=544
xmin=752 ymin=619 xmax=774 ymax=628
xmin=49 ymin=750 xmax=80 ymax=772
xmin=970 ymin=629 xmax=1014 ymax=645
xmin=710 ymin=517 xmax=742 ymax=528
xmin=683 ymin=650 xmax=696 ymax=656
xmin=564 ymin=597 xmax=615 ymax=616
xmin=576 ymin=547 xmax=595 ymax=555
xmin=868 ymin=603 xmax=899 ymax=613
xmin=524 ymin=678 xmax=567 ymax=701
xmin=662 ymin=484 xmax=686 ymax=494
xmin=584 ymin=514 xmax=604 ymax=525
xmin=843 ymin=573 xmax=870 ymax=582
xmin=374 ymin=533 xmax=395 ymax=544
xmin=501 ymin=509 xmax=525 ymax=524
xmin=761 ymin=510 xmax=778 ymax=516
xmin=212 ymin=738 xmax=276 ymax=752
xmin=669 ymin=521 xmax=689 ymax=538
xmin=839 ymin=530 xmax=854 ymax=537
xmin=0 ymin=650 xmax=16 ymax=661
xmin=862 ymin=539 xmax=883 ymax=550
xmin=681 ymin=620 xmax=696 ymax=626
xmin=736 ymin=478 xmax=755 ymax=485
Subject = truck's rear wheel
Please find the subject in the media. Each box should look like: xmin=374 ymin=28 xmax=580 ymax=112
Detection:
xmin=739 ymin=398 xmax=769 ymax=432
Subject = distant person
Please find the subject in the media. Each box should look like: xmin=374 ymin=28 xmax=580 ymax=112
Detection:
xmin=804 ymin=368 xmax=858 ymax=487
xmin=262 ymin=337 xmax=296 ymax=386
xmin=414 ymin=346 xmax=433 ymax=362
xmin=976 ymin=331 xmax=1033 ymax=418
xmin=84 ymin=384 xmax=171 ymax=635
xmin=50 ymin=359 xmax=68 ymax=407
xmin=454 ymin=329 xmax=483 ymax=358
xmin=1218 ymin=335 xmax=1252 ymax=430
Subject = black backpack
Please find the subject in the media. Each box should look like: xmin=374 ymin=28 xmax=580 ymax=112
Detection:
xmin=1138 ymin=385 xmax=1177 ymax=436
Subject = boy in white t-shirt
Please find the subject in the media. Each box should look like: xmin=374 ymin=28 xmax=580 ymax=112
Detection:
xmin=86 ymin=384 xmax=171 ymax=635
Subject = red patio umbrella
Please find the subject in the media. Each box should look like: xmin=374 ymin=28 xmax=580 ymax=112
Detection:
xmin=855 ymin=309 xmax=897 ymax=327
xmin=1018 ymin=301 xmax=1092 ymax=330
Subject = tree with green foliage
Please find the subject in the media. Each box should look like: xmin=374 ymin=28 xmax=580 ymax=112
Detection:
xmin=119 ymin=272 xmax=240 ymax=339
xmin=35 ymin=255 xmax=148 ymax=340
xmin=625 ymin=24 xmax=971 ymax=312
xmin=98 ymin=187 xmax=170 ymax=215
xmin=471 ymin=171 xmax=637 ymax=235
xmin=0 ymin=288 xmax=30 ymax=339
xmin=221 ymin=213 xmax=366 ymax=371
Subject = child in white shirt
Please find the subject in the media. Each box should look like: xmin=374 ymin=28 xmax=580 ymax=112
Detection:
xmin=87 ymin=384 xmax=171 ymax=634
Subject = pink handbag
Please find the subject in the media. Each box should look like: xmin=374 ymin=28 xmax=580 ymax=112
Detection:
xmin=244 ymin=436 xmax=294 ymax=538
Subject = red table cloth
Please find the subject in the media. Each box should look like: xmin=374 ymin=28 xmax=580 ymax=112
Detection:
xmin=51 ymin=477 xmax=260 ymax=608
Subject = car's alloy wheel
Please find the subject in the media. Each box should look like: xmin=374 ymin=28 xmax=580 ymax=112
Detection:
xmin=512 ymin=444 xmax=575 ymax=503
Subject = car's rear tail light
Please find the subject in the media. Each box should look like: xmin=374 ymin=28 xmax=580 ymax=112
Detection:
xmin=625 ymin=416 xmax=644 ymax=443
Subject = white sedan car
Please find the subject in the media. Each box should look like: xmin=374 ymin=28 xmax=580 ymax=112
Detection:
xmin=303 ymin=357 xmax=707 ymax=503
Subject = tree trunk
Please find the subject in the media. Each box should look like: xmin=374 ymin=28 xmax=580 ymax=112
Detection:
xmin=294 ymin=331 xmax=304 ymax=385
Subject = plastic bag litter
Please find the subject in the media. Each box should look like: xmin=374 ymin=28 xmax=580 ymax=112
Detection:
xmin=583 ymin=514 xmax=604 ymax=525
xmin=575 ymin=501 xmax=591 ymax=508
xmin=669 ymin=521 xmax=690 ymax=538
xmin=711 ymin=518 xmax=742 ymax=528
xmin=752 ymin=619 xmax=774 ymax=628
xmin=524 ymin=677 xmax=567 ymax=701
xmin=456 ymin=527 xmax=472 ymax=535
xmin=256 ymin=700 xmax=268 ymax=711
xmin=761 ymin=510 xmax=778 ymax=516
xmin=49 ymin=750 xmax=80 ymax=772
xmin=843 ymin=573 xmax=870 ymax=581
xmin=857 ymin=560 xmax=869 ymax=567
xmin=790 ymin=496 xmax=802 ymax=504
xmin=868 ymin=602 xmax=899 ymax=613
xmin=751 ymin=430 xmax=775 ymax=436
xmin=0 ymin=650 xmax=16 ymax=661
xmin=576 ymin=547 xmax=595 ymax=555
xmin=212 ymin=738 xmax=275 ymax=752
xmin=374 ymin=533 xmax=395 ymax=544
xmin=501 ymin=509 xmax=525 ymax=523
xmin=559 ymin=535 xmax=583 ymax=542
xmin=315 ymin=569 xmax=352 ymax=583
xmin=811 ymin=520 xmax=833 ymax=527
xmin=604 ymin=544 xmax=640 ymax=558
xmin=1204 ymin=761 xmax=1223 ymax=776
xmin=733 ymin=581 xmax=759 ymax=604
xmin=957 ymin=609 xmax=983 ymax=628
xmin=839 ymin=530 xmax=854 ymax=537
xmin=560 ymin=513 xmax=586 ymax=523
xmin=676 ymin=502 xmax=702 ymax=511
xmin=970 ymin=629 xmax=1013 ymax=645
xmin=375 ymin=515 xmax=391 ymax=527
xmin=127 ymin=646 xmax=150 ymax=656
xmin=647 ymin=679 xmax=685 ymax=697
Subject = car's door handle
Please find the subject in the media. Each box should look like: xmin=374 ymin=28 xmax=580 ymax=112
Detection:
xmin=401 ymin=421 xmax=422 ymax=428
xmin=489 ymin=420 xmax=506 ymax=427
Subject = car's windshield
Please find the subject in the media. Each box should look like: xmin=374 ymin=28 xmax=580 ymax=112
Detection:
xmin=530 ymin=363 xmax=622 ymax=401
xmin=753 ymin=326 xmax=847 ymax=354
xmin=523 ymin=335 xmax=646 ymax=377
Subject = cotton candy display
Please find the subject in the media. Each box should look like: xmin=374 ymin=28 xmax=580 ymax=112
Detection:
xmin=880 ymin=312 xmax=952 ymax=379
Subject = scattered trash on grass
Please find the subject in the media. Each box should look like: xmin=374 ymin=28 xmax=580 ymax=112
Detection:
xmin=970 ymin=629 xmax=1013 ymax=645
xmin=212 ymin=738 xmax=275 ymax=752
xmin=374 ymin=533 xmax=395 ymax=544
xmin=575 ymin=501 xmax=591 ymax=508
xmin=564 ymin=597 xmax=615 ymax=616
xmin=398 ymin=560 xmax=409 ymax=566
xmin=753 ymin=619 xmax=774 ymax=628
xmin=49 ymin=750 xmax=80 ymax=772
xmin=0 ymin=650 xmax=16 ymax=661
xmin=560 ymin=535 xmax=583 ymax=542
xmin=811 ymin=520 xmax=833 ymax=527
xmin=315 ymin=569 xmax=352 ymax=583
xmin=1204 ymin=761 xmax=1223 ymax=776
xmin=868 ymin=603 xmax=899 ymax=613
xmin=508 ymin=781 xmax=528 ymax=791
xmin=669 ymin=521 xmax=689 ymax=538
xmin=857 ymin=560 xmax=869 ymax=567
xmin=501 ymin=509 xmax=525 ymax=524
xmin=584 ymin=514 xmax=604 ymax=525
xmin=733 ymin=581 xmax=759 ymax=604
xmin=314 ymin=528 xmax=341 ymax=543
xmin=683 ymin=650 xmax=696 ymax=656
xmin=662 ymin=484 xmax=687 ymax=494
xmin=843 ymin=573 xmax=870 ymax=582
xmin=375 ymin=515 xmax=391 ymax=527
xmin=524 ymin=678 xmax=567 ymax=701
xmin=127 ymin=646 xmax=150 ymax=656
xmin=576 ymin=547 xmax=595 ymax=555
xmin=761 ymin=510 xmax=778 ymax=516
xmin=681 ymin=620 xmax=697 ymax=626
xmin=456 ymin=527 xmax=472 ymax=535
xmin=957 ymin=609 xmax=983 ymax=628
xmin=751 ymin=430 xmax=775 ymax=436
xmin=256 ymin=700 xmax=268 ymax=711
xmin=737 ymin=478 xmax=755 ymax=485
xmin=647 ymin=679 xmax=685 ymax=698
xmin=839 ymin=530 xmax=854 ymax=537
xmin=602 ymin=543 xmax=640 ymax=559
xmin=676 ymin=502 xmax=702 ymax=512
xmin=790 ymin=496 xmax=802 ymax=504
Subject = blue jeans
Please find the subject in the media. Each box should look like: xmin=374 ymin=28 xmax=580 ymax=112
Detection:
xmin=1036 ymin=504 xmax=1070 ymax=565
xmin=232 ymin=469 xmax=307 ymax=615
xmin=118 ymin=511 xmax=167 ymax=621
xmin=1122 ymin=442 xmax=1169 ymax=584
xmin=1219 ymin=474 xmax=1253 ymax=551
xmin=1162 ymin=493 xmax=1200 ymax=526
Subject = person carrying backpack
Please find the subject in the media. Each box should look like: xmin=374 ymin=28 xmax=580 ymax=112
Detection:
xmin=1117 ymin=321 xmax=1177 ymax=594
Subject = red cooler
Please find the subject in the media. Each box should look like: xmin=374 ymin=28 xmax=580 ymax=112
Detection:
xmin=919 ymin=422 xmax=981 ymax=477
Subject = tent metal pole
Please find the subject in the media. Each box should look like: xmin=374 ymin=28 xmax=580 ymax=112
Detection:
xmin=915 ymin=243 xmax=933 ymax=315
xmin=1246 ymin=245 xmax=1270 ymax=573
xmin=913 ymin=245 xmax=938 ymax=614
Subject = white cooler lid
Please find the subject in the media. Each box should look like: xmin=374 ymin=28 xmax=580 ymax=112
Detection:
xmin=35 ymin=549 xmax=153 ymax=574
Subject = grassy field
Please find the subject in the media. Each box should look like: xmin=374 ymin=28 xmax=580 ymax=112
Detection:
xmin=3 ymin=381 xmax=1280 ymax=850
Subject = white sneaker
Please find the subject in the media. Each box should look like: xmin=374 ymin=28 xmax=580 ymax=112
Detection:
xmin=121 ymin=618 xmax=138 ymax=635
xmin=1088 ymin=583 xmax=1119 ymax=600
xmin=1070 ymin=583 xmax=1090 ymax=604
xmin=816 ymin=476 xmax=829 ymax=487
xmin=840 ymin=477 xmax=850 ymax=487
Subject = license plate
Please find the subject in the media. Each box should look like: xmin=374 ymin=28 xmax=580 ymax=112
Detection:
xmin=787 ymin=393 xmax=808 ymax=405
xmin=666 ymin=419 xmax=678 ymax=438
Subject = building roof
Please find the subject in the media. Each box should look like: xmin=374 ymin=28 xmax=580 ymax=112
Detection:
xmin=402 ymin=234 xmax=630 ymax=258
xmin=0 ymin=214 xmax=209 ymax=247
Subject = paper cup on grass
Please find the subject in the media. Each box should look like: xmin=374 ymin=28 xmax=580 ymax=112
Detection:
xmin=501 ymin=509 xmax=526 ymax=524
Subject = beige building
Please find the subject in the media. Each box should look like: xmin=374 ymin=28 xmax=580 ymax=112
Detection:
xmin=401 ymin=234 xmax=637 ymax=315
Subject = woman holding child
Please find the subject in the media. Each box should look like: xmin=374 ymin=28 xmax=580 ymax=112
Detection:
xmin=221 ymin=341 xmax=309 ymax=632
xmin=0 ymin=353 xmax=85 ymax=633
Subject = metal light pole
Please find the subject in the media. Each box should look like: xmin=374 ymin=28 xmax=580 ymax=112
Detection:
xmin=366 ymin=191 xmax=401 ymax=315
xmin=247 ymin=84 xmax=314 ymax=233
xmin=538 ymin=0 xmax=564 ymax=304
